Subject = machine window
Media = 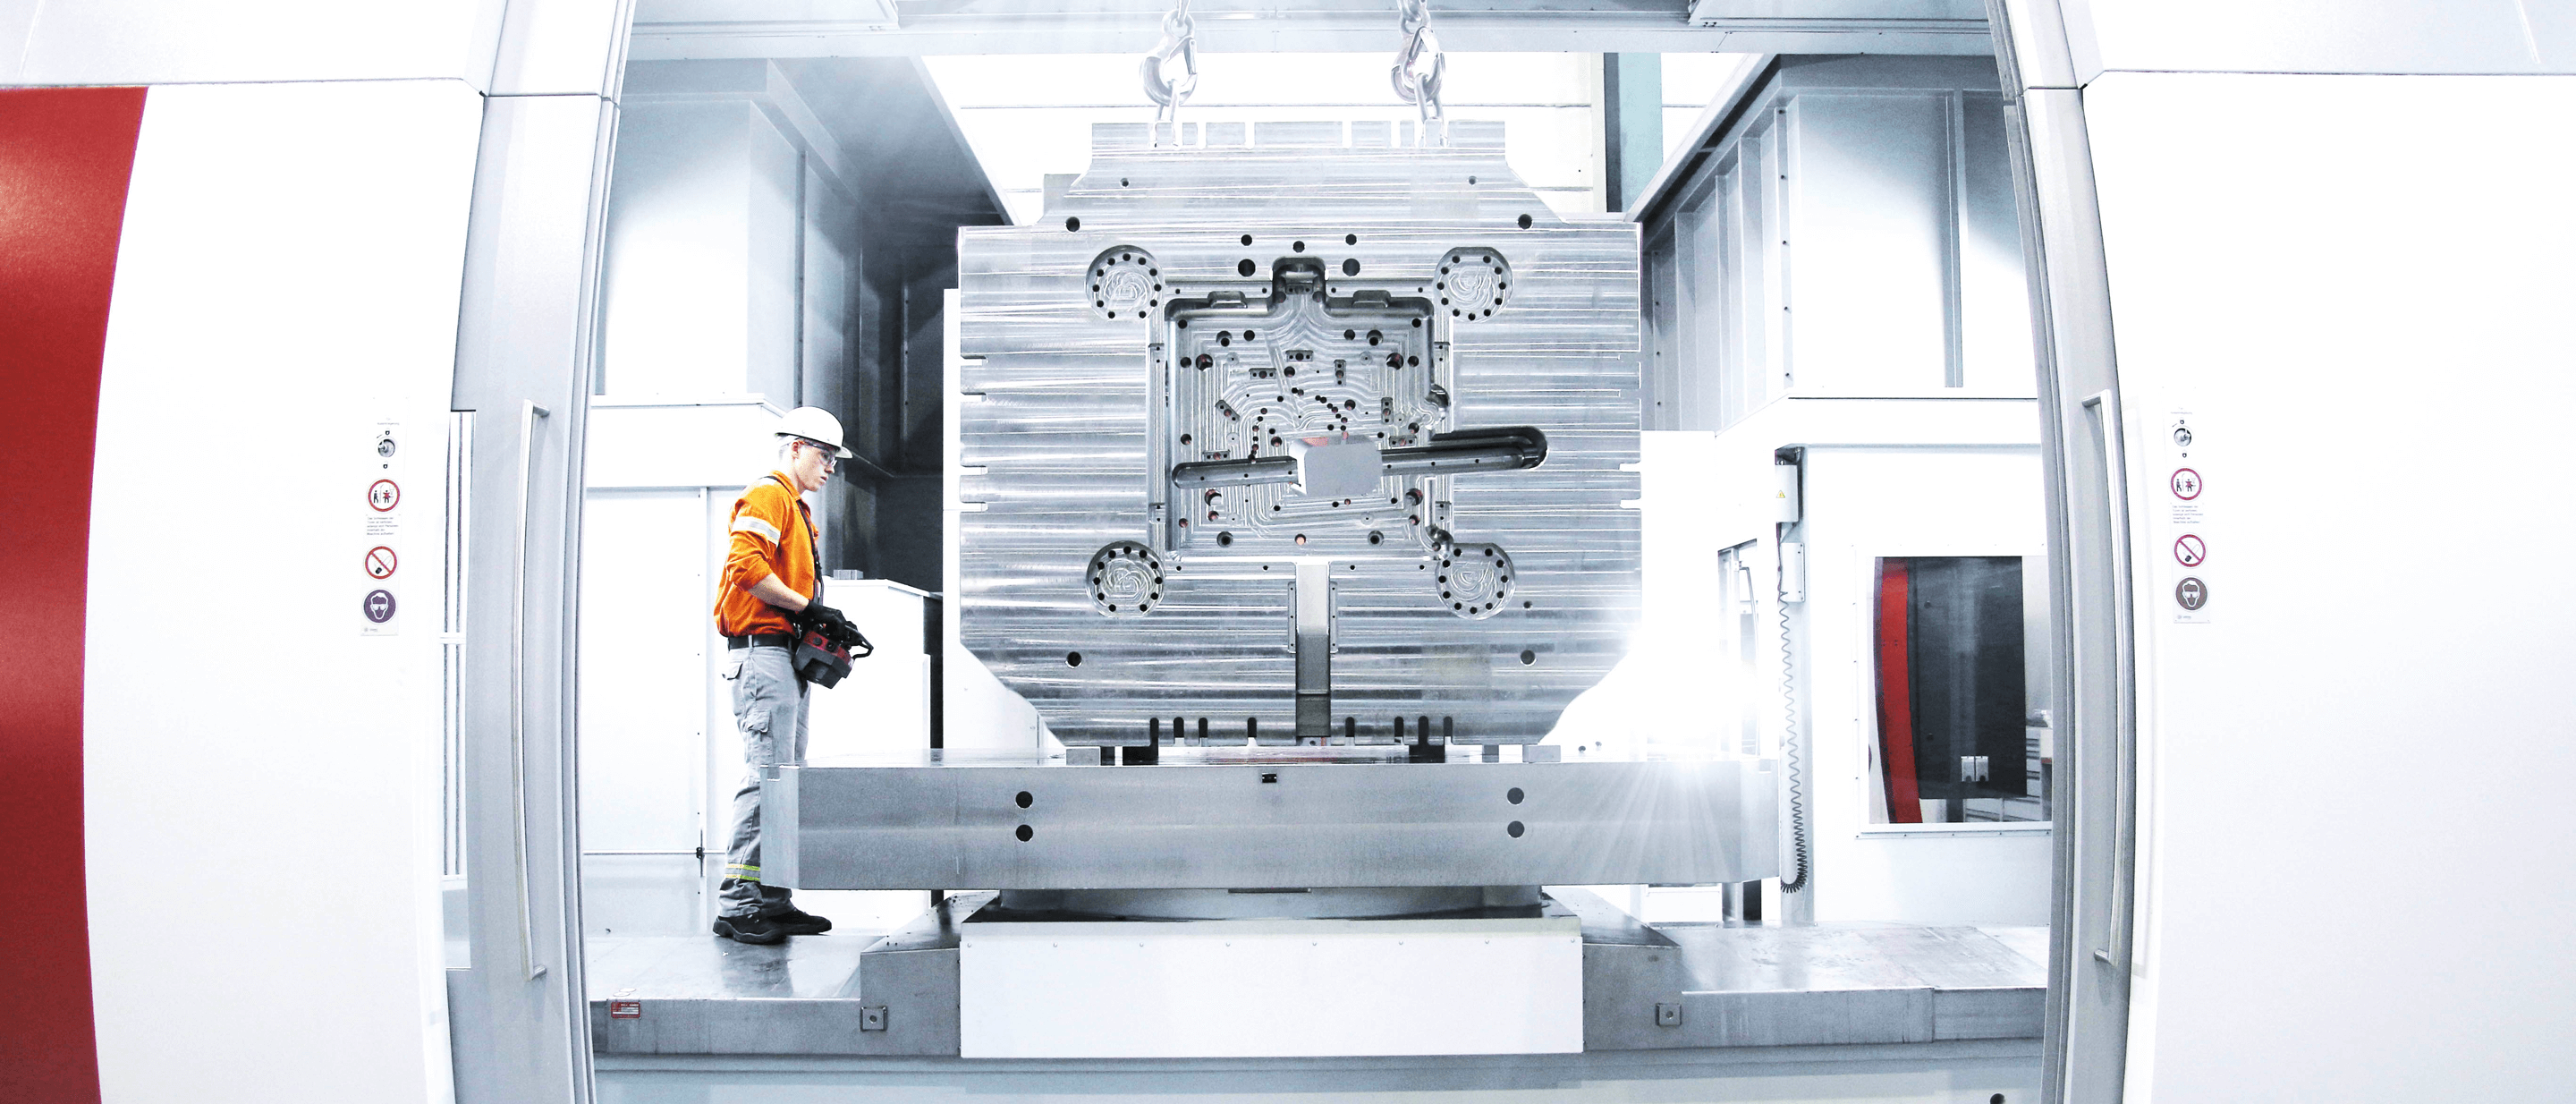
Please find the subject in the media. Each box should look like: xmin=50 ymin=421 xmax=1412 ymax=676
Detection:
xmin=1868 ymin=556 xmax=2048 ymax=824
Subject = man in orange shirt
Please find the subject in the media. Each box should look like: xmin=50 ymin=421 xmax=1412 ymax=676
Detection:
xmin=710 ymin=406 xmax=852 ymax=945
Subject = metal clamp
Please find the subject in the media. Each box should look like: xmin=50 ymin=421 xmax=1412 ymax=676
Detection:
xmin=512 ymin=399 xmax=552 ymax=981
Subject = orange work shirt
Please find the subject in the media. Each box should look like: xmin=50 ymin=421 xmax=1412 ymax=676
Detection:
xmin=713 ymin=471 xmax=820 ymax=638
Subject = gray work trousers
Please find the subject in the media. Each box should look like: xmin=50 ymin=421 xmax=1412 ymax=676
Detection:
xmin=719 ymin=642 xmax=809 ymax=919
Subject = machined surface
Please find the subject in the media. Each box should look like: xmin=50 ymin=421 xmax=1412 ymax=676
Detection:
xmin=764 ymin=752 xmax=1777 ymax=890
xmin=955 ymin=121 xmax=1641 ymax=745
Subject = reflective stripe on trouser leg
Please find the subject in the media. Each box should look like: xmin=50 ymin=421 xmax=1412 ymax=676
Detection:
xmin=720 ymin=644 xmax=810 ymax=919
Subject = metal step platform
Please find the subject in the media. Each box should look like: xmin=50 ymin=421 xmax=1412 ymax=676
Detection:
xmin=587 ymin=890 xmax=2046 ymax=1058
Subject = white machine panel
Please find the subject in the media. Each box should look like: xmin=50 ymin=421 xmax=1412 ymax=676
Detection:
xmin=806 ymin=578 xmax=931 ymax=760
xmin=959 ymin=915 xmax=1583 ymax=1057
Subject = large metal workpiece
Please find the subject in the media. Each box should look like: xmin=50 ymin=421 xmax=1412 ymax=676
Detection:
xmin=762 ymin=748 xmax=1778 ymax=890
xmin=587 ymin=892 xmax=2046 ymax=1057
xmin=954 ymin=121 xmax=1645 ymax=747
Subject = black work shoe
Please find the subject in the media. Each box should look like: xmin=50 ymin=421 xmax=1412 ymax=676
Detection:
xmin=712 ymin=913 xmax=787 ymax=945
xmin=765 ymin=907 xmax=833 ymax=936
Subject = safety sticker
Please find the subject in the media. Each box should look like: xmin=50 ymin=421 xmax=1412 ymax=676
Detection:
xmin=2163 ymin=412 xmax=2212 ymax=624
xmin=362 ymin=588 xmax=398 ymax=637
xmin=363 ymin=421 xmax=405 ymax=635
xmin=2173 ymin=534 xmax=2205 ymax=568
xmin=609 ymin=1000 xmax=643 ymax=1020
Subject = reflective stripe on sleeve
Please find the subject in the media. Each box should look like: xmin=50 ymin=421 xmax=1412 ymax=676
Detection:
xmin=732 ymin=515 xmax=781 ymax=542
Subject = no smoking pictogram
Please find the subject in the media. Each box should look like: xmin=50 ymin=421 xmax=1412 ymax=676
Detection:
xmin=369 ymin=480 xmax=401 ymax=512
xmin=365 ymin=546 xmax=398 ymax=579
xmin=2169 ymin=468 xmax=2202 ymax=500
xmin=2174 ymin=534 xmax=2206 ymax=567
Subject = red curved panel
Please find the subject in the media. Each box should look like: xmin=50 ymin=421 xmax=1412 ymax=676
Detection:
xmin=0 ymin=84 xmax=148 ymax=1104
xmin=1875 ymin=557 xmax=1921 ymax=825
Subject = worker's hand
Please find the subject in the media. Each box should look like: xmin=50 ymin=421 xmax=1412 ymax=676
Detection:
xmin=801 ymin=600 xmax=851 ymax=633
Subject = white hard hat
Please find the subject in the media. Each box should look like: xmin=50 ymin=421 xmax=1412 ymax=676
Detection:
xmin=776 ymin=406 xmax=853 ymax=458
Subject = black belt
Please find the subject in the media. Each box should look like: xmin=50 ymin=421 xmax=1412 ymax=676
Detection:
xmin=727 ymin=633 xmax=796 ymax=650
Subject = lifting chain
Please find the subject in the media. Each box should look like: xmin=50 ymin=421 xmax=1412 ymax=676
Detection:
xmin=1140 ymin=0 xmax=1199 ymax=147
xmin=1389 ymin=0 xmax=1447 ymax=146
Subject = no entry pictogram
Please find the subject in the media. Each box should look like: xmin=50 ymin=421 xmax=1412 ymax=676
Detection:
xmin=2168 ymin=468 xmax=2202 ymax=500
xmin=2174 ymin=534 xmax=2206 ymax=567
xmin=369 ymin=479 xmax=401 ymax=512
xmin=365 ymin=546 xmax=398 ymax=579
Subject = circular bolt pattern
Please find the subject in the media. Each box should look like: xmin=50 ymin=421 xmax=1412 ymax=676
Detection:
xmin=1434 ymin=541 xmax=1515 ymax=619
xmin=1087 ymin=540 xmax=1165 ymax=618
xmin=1433 ymin=248 xmax=1513 ymax=322
xmin=1086 ymin=247 xmax=1159 ymax=320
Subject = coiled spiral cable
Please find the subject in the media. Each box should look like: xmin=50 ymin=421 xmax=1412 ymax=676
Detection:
xmin=1778 ymin=596 xmax=1810 ymax=892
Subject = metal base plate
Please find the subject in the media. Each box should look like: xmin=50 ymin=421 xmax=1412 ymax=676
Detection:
xmin=586 ymin=891 xmax=2046 ymax=1058
xmin=766 ymin=751 xmax=1779 ymax=890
